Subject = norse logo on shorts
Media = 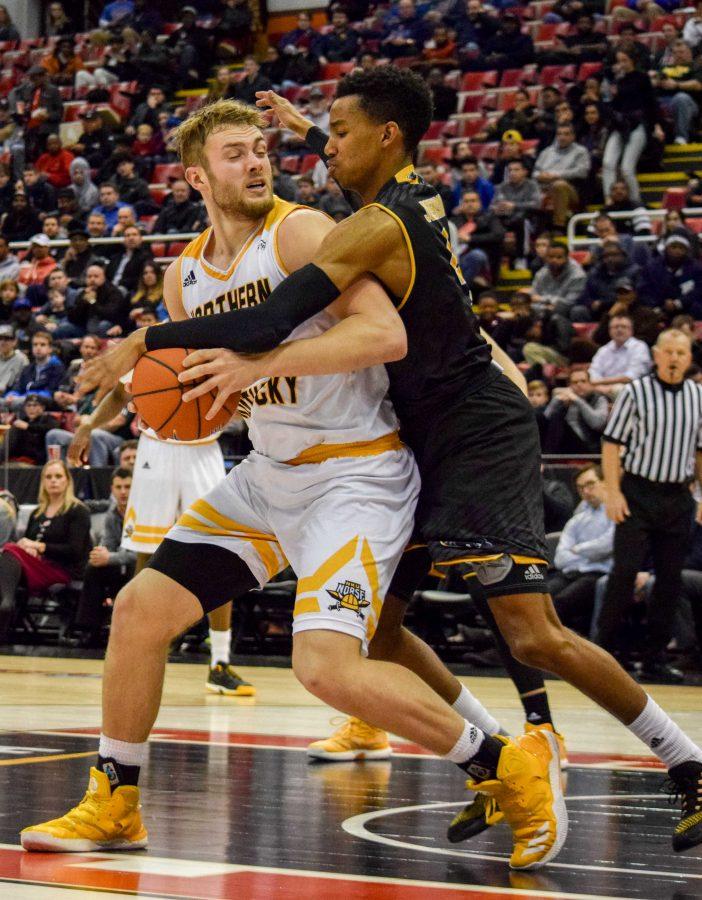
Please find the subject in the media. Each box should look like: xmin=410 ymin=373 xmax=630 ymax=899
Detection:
xmin=473 ymin=555 xmax=513 ymax=586
xmin=326 ymin=580 xmax=370 ymax=619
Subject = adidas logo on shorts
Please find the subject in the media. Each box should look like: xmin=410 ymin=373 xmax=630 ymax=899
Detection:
xmin=524 ymin=563 xmax=544 ymax=581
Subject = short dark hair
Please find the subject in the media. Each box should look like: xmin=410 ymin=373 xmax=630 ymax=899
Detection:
xmin=111 ymin=467 xmax=132 ymax=482
xmin=548 ymin=241 xmax=567 ymax=253
xmin=461 ymin=155 xmax=478 ymax=167
xmin=335 ymin=67 xmax=433 ymax=154
xmin=576 ymin=463 xmax=602 ymax=484
xmin=120 ymin=439 xmax=138 ymax=453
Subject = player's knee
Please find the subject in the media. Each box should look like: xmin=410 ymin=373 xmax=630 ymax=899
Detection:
xmin=111 ymin=580 xmax=174 ymax=645
xmin=292 ymin=651 xmax=329 ymax=699
xmin=509 ymin=624 xmax=577 ymax=671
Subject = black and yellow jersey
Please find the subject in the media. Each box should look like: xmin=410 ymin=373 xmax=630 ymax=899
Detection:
xmin=369 ymin=165 xmax=496 ymax=424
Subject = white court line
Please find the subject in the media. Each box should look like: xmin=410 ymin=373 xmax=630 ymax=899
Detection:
xmin=0 ymin=844 xmax=637 ymax=900
xmin=342 ymin=794 xmax=702 ymax=882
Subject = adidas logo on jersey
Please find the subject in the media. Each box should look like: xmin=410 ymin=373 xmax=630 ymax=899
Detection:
xmin=524 ymin=564 xmax=544 ymax=581
xmin=142 ymin=461 xmax=151 ymax=469
xmin=182 ymin=269 xmax=197 ymax=287
xmin=257 ymin=239 xmax=267 ymax=250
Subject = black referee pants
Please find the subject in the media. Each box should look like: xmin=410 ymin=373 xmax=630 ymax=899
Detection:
xmin=597 ymin=474 xmax=694 ymax=659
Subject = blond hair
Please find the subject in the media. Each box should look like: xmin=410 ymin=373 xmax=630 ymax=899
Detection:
xmin=175 ymin=99 xmax=266 ymax=169
xmin=655 ymin=327 xmax=692 ymax=348
xmin=37 ymin=459 xmax=82 ymax=516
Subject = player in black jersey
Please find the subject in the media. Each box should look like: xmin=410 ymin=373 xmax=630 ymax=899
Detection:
xmin=82 ymin=72 xmax=702 ymax=860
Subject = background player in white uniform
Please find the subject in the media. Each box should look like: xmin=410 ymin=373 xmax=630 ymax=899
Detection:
xmin=23 ymin=100 xmax=560 ymax=863
xmin=68 ymin=399 xmax=255 ymax=696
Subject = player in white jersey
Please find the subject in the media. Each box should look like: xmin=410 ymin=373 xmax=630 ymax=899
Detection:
xmin=22 ymin=100 xmax=520 ymax=854
xmin=67 ymin=401 xmax=255 ymax=697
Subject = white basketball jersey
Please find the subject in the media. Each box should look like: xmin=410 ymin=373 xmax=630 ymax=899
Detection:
xmin=176 ymin=197 xmax=399 ymax=463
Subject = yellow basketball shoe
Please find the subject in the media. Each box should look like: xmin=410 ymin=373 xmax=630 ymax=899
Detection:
xmin=468 ymin=731 xmax=567 ymax=870
xmin=307 ymin=717 xmax=393 ymax=761
xmin=20 ymin=767 xmax=148 ymax=852
xmin=525 ymin=722 xmax=569 ymax=770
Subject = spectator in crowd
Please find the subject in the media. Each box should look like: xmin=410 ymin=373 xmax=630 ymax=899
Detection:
xmin=602 ymin=180 xmax=653 ymax=236
xmin=544 ymin=370 xmax=610 ymax=454
xmin=259 ymin=47 xmax=288 ymax=88
xmin=62 ymin=228 xmax=102 ymax=288
xmin=22 ymin=166 xmax=56 ymax=215
xmin=152 ymin=180 xmax=203 ymax=234
xmin=41 ymin=214 xmax=64 ymax=247
xmin=658 ymin=208 xmax=700 ymax=257
xmin=26 ymin=267 xmax=77 ymax=315
xmin=683 ymin=0 xmax=702 ymax=49
xmin=1 ymin=193 xmax=42 ymax=242
xmin=294 ymin=176 xmax=319 ymax=207
xmin=279 ymin=10 xmax=318 ymax=55
xmin=91 ymin=183 xmax=127 ymax=234
xmin=671 ymin=313 xmax=702 ymax=367
xmin=602 ymin=49 xmax=658 ymax=204
xmin=426 ymin=67 xmax=458 ymax=120
xmin=533 ymin=123 xmax=590 ymax=231
xmin=216 ymin=0 xmax=254 ymax=59
xmin=381 ymin=0 xmax=425 ymax=59
xmin=0 ymin=237 xmax=19 ymax=282
xmin=0 ymin=4 xmax=19 ymax=41
xmin=118 ymin=439 xmax=138 ymax=471
xmin=304 ymin=88 xmax=331 ymax=133
xmin=315 ymin=9 xmax=361 ymax=64
xmin=592 ymin=279 xmax=663 ymax=347
xmin=230 ymin=56 xmax=272 ymax=107
xmin=4 ymin=395 xmax=54 ymax=466
xmin=69 ymin=467 xmax=136 ymax=649
xmin=17 ymin=234 xmax=57 ymax=290
xmin=453 ymin=0 xmax=498 ymax=50
xmin=528 ymin=232 xmax=552 ymax=276
xmin=106 ymin=225 xmax=153 ymax=296
xmin=87 ymin=212 xmax=108 ymax=240
xmin=112 ymin=155 xmax=151 ymax=210
xmin=474 ymin=291 xmax=501 ymax=335
xmin=653 ymin=21 xmax=681 ymax=68
xmin=318 ymin=177 xmax=353 ymax=221
xmin=110 ymin=205 xmax=137 ymax=238
xmin=577 ymin=102 xmax=609 ymax=185
xmin=167 ymin=6 xmax=212 ymax=85
xmin=651 ymin=39 xmax=702 ymax=145
xmin=605 ymin=22 xmax=653 ymax=72
xmin=41 ymin=37 xmax=84 ymax=87
xmin=269 ymin=153 xmax=296 ymax=202
xmin=452 ymin=155 xmax=494 ymax=211
xmin=283 ymin=41 xmax=320 ymax=86
xmin=32 ymin=288 xmax=73 ymax=339
xmin=46 ymin=394 xmax=130 ymax=466
xmin=4 ymin=330 xmax=65 ymax=408
xmin=127 ymin=0 xmax=162 ymax=33
xmin=589 ymin=313 xmax=653 ymax=394
xmin=54 ymin=188 xmax=82 ymax=234
xmin=129 ymin=262 xmax=164 ymax=320
xmin=419 ymin=24 xmax=458 ymax=68
xmin=543 ymin=464 xmax=577 ymax=532
xmin=638 ymin=233 xmax=702 ymax=321
xmin=71 ymin=111 xmax=113 ymax=170
xmin=481 ymin=92 xmax=537 ymax=143
xmin=10 ymin=298 xmax=41 ymax=352
xmin=0 ymin=325 xmax=27 ymax=395
xmin=207 ymin=66 xmax=233 ymax=103
xmin=528 ymin=377 xmax=550 ymax=445
xmin=531 ymin=242 xmax=587 ymax=317
xmin=54 ymin=334 xmax=102 ymax=410
xmin=587 ymin=212 xmax=651 ymax=269
xmin=533 ymin=85 xmax=562 ymax=149
xmin=68 ymin=264 xmax=130 ymax=337
xmin=46 ymin=2 xmax=73 ymax=36
xmin=128 ymin=86 xmax=167 ymax=135
xmin=551 ymin=465 xmax=614 ymax=635
xmin=9 ymin=66 xmax=62 ymax=161
xmin=0 ymin=460 xmax=91 ymax=642
xmin=491 ymin=159 xmax=541 ymax=246
xmin=490 ymin=131 xmax=536 ymax=185
xmin=100 ymin=0 xmax=134 ymax=29
xmin=469 ymin=12 xmax=534 ymax=71
xmin=575 ymin=241 xmax=641 ymax=321
xmin=541 ymin=13 xmax=609 ymax=65
xmin=68 ymin=157 xmax=99 ymax=216
xmin=451 ymin=189 xmax=505 ymax=283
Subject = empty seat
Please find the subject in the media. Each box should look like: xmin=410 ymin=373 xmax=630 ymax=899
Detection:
xmin=153 ymin=163 xmax=185 ymax=183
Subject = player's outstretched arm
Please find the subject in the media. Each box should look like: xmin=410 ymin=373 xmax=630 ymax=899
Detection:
xmin=479 ymin=328 xmax=528 ymax=395
xmin=143 ymin=206 xmax=404 ymax=355
xmin=179 ymin=277 xmax=407 ymax=417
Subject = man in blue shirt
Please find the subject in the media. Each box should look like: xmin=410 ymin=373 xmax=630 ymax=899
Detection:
xmin=551 ymin=464 xmax=614 ymax=635
xmin=90 ymin=183 xmax=127 ymax=234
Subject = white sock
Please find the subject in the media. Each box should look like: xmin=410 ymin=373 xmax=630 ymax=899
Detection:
xmin=209 ymin=628 xmax=231 ymax=667
xmin=452 ymin=684 xmax=503 ymax=735
xmin=444 ymin=719 xmax=485 ymax=764
xmin=98 ymin=734 xmax=148 ymax=767
xmin=628 ymin=695 xmax=702 ymax=769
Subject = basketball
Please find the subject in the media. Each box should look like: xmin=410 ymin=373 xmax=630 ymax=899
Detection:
xmin=130 ymin=347 xmax=240 ymax=441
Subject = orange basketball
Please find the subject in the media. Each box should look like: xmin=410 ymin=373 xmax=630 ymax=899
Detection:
xmin=131 ymin=347 xmax=240 ymax=442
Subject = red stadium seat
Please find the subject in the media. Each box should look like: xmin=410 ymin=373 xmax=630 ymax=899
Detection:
xmin=539 ymin=65 xmax=576 ymax=86
xmin=420 ymin=144 xmax=451 ymax=165
xmin=139 ymin=215 xmax=157 ymax=233
xmin=320 ymin=62 xmax=354 ymax=80
xmin=167 ymin=242 xmax=187 ymax=256
xmin=663 ymin=188 xmax=687 ymax=211
xmin=458 ymin=92 xmax=495 ymax=114
xmin=460 ymin=71 xmax=498 ymax=92
xmin=308 ymin=80 xmax=337 ymax=100
xmin=569 ymin=250 xmax=589 ymax=265
xmin=280 ymin=157 xmax=300 ymax=174
xmin=455 ymin=116 xmax=487 ymax=138
xmin=150 ymin=242 xmax=166 ymax=257
xmin=469 ymin=142 xmax=499 ymax=160
xmin=573 ymin=322 xmax=597 ymax=339
xmin=577 ymin=62 xmax=603 ymax=81
xmin=424 ymin=120 xmax=455 ymax=140
xmin=685 ymin=218 xmax=702 ymax=234
xmin=149 ymin=187 xmax=169 ymax=205
xmin=153 ymin=163 xmax=185 ymax=183
xmin=300 ymin=154 xmax=321 ymax=174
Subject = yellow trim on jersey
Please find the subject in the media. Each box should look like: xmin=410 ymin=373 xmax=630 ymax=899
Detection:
xmin=182 ymin=229 xmax=209 ymax=259
xmin=284 ymin=431 xmax=402 ymax=466
xmin=360 ymin=536 xmax=382 ymax=643
xmin=395 ymin=165 xmax=419 ymax=184
xmin=187 ymin=499 xmax=278 ymax=542
xmin=198 ymin=223 xmax=264 ymax=282
xmin=364 ymin=202 xmax=416 ymax=312
xmin=434 ymin=554 xmax=548 ymax=567
xmin=295 ymin=535 xmax=359 ymax=613
xmin=132 ymin=524 xmax=171 ymax=535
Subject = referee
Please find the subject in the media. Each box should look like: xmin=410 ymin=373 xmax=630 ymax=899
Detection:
xmin=599 ymin=328 xmax=702 ymax=681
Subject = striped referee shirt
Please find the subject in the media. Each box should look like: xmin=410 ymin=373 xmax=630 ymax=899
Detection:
xmin=603 ymin=374 xmax=702 ymax=483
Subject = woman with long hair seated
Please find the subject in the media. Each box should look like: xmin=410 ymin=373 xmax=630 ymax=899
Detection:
xmin=0 ymin=460 xmax=91 ymax=640
xmin=129 ymin=262 xmax=166 ymax=322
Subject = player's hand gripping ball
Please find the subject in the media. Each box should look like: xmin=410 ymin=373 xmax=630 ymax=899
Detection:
xmin=131 ymin=348 xmax=241 ymax=441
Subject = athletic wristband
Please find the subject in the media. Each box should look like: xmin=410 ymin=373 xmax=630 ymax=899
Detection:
xmin=305 ymin=126 xmax=330 ymax=163
xmin=145 ymin=263 xmax=342 ymax=354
